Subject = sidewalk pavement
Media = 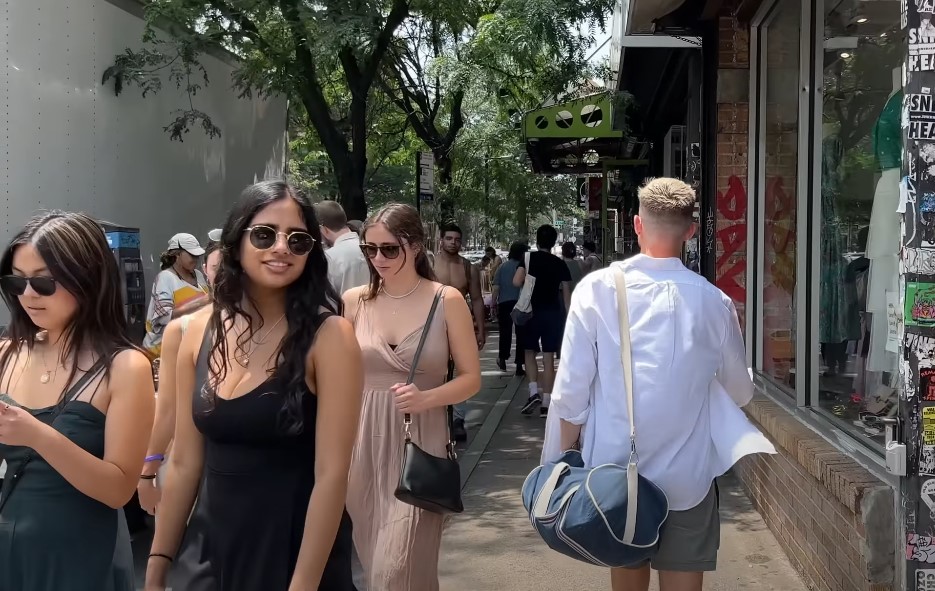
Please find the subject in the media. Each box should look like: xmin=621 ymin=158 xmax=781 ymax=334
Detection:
xmin=442 ymin=330 xmax=808 ymax=591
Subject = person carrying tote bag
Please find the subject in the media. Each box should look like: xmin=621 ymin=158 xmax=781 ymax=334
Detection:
xmin=511 ymin=252 xmax=535 ymax=326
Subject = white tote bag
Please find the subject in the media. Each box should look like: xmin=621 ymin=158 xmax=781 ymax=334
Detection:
xmin=511 ymin=252 xmax=535 ymax=326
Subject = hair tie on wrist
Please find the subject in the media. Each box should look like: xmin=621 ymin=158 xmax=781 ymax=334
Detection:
xmin=149 ymin=553 xmax=174 ymax=563
xmin=140 ymin=474 xmax=157 ymax=481
xmin=144 ymin=454 xmax=165 ymax=463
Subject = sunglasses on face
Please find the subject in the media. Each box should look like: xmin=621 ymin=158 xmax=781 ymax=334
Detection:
xmin=360 ymin=243 xmax=403 ymax=260
xmin=0 ymin=275 xmax=58 ymax=297
xmin=244 ymin=225 xmax=316 ymax=256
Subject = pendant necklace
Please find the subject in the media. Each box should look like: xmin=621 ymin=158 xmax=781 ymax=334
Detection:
xmin=381 ymin=279 xmax=423 ymax=314
xmin=39 ymin=344 xmax=61 ymax=385
xmin=237 ymin=314 xmax=286 ymax=368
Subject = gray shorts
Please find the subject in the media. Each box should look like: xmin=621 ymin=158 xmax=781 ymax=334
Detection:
xmin=638 ymin=482 xmax=720 ymax=572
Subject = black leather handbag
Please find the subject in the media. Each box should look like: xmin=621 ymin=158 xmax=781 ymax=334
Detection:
xmin=394 ymin=289 xmax=464 ymax=515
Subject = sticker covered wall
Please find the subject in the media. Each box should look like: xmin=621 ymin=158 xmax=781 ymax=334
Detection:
xmin=904 ymin=0 xmax=935 ymax=587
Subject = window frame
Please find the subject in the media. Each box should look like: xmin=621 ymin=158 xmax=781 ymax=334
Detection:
xmin=747 ymin=0 xmax=896 ymax=480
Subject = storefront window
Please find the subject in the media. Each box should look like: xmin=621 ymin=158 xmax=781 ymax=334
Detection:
xmin=818 ymin=1 xmax=903 ymax=446
xmin=761 ymin=0 xmax=800 ymax=394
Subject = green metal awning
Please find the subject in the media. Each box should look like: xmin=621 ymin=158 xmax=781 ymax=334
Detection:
xmin=523 ymin=93 xmax=626 ymax=175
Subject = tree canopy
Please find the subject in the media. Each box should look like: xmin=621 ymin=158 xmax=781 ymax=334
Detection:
xmin=104 ymin=0 xmax=611 ymax=225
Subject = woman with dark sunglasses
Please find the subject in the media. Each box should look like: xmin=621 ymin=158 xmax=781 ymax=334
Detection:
xmin=146 ymin=181 xmax=362 ymax=591
xmin=344 ymin=203 xmax=481 ymax=590
xmin=0 ymin=211 xmax=156 ymax=591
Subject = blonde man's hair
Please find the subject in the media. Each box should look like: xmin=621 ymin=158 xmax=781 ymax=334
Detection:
xmin=637 ymin=177 xmax=696 ymax=232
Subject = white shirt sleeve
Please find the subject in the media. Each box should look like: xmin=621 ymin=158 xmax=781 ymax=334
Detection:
xmin=715 ymin=298 xmax=753 ymax=407
xmin=550 ymin=285 xmax=598 ymax=425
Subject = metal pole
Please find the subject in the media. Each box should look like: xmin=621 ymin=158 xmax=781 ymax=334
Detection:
xmin=415 ymin=152 xmax=421 ymax=214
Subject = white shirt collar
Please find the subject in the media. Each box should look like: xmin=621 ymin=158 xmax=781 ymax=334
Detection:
xmin=334 ymin=231 xmax=359 ymax=245
xmin=617 ymin=254 xmax=685 ymax=271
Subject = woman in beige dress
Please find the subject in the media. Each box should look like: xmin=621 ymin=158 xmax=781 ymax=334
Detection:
xmin=344 ymin=203 xmax=481 ymax=591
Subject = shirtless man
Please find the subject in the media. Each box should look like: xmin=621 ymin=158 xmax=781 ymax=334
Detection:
xmin=434 ymin=223 xmax=486 ymax=442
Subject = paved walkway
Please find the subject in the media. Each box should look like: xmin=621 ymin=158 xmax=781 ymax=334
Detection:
xmin=440 ymin=330 xmax=808 ymax=590
xmin=134 ymin=328 xmax=807 ymax=590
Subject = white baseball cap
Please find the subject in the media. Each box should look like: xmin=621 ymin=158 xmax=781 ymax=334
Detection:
xmin=207 ymin=228 xmax=222 ymax=243
xmin=167 ymin=233 xmax=206 ymax=256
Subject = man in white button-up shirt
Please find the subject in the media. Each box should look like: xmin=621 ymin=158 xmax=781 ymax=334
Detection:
xmin=544 ymin=178 xmax=774 ymax=591
xmin=315 ymin=200 xmax=371 ymax=296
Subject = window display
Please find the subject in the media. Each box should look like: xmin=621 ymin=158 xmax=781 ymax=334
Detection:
xmin=818 ymin=0 xmax=902 ymax=446
xmin=760 ymin=0 xmax=800 ymax=394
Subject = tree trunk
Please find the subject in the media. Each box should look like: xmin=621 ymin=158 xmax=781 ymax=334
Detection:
xmin=434 ymin=151 xmax=455 ymax=223
xmin=516 ymin=194 xmax=529 ymax=239
xmin=334 ymin=163 xmax=368 ymax=221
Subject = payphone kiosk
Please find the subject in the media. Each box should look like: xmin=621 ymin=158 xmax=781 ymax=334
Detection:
xmin=99 ymin=222 xmax=146 ymax=346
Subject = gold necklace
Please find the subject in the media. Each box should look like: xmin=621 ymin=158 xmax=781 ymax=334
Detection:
xmin=236 ymin=314 xmax=286 ymax=368
xmin=381 ymin=279 xmax=423 ymax=315
xmin=38 ymin=345 xmax=62 ymax=384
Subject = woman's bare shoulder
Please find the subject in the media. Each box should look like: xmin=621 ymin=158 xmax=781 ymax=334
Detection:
xmin=178 ymin=305 xmax=213 ymax=349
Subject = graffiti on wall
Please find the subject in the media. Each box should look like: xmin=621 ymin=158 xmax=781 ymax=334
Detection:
xmin=715 ymin=175 xmax=747 ymax=306
xmin=910 ymin=533 xmax=935 ymax=564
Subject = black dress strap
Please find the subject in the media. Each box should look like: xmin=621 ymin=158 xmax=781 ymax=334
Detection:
xmin=0 ymin=355 xmax=108 ymax=513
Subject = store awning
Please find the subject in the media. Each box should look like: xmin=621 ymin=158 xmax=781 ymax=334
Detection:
xmin=522 ymin=93 xmax=625 ymax=175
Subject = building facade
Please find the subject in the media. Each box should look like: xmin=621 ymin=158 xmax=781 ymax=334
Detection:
xmin=605 ymin=0 xmax=916 ymax=589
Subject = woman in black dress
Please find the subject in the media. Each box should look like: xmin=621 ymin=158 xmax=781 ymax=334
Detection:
xmin=145 ymin=181 xmax=362 ymax=591
xmin=0 ymin=212 xmax=156 ymax=591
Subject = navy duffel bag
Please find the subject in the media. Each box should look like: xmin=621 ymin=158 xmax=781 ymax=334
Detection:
xmin=521 ymin=266 xmax=669 ymax=567
xmin=521 ymin=448 xmax=669 ymax=568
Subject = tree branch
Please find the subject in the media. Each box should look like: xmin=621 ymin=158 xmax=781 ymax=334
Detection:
xmin=362 ymin=0 xmax=410 ymax=87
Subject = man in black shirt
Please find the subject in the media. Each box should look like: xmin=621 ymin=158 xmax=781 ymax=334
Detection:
xmin=514 ymin=224 xmax=572 ymax=417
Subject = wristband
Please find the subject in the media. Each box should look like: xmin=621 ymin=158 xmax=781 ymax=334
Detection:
xmin=149 ymin=553 xmax=174 ymax=563
xmin=140 ymin=474 xmax=157 ymax=481
xmin=144 ymin=454 xmax=165 ymax=463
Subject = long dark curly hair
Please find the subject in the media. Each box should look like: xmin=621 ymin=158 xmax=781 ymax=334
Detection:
xmin=207 ymin=181 xmax=339 ymax=434
xmin=0 ymin=211 xmax=138 ymax=392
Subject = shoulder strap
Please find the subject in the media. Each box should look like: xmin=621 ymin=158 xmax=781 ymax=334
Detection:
xmin=612 ymin=267 xmax=636 ymax=451
xmin=0 ymin=355 xmax=109 ymax=514
xmin=403 ymin=288 xmax=445 ymax=426
xmin=524 ymin=252 xmax=532 ymax=276
xmin=60 ymin=356 xmax=109 ymax=410
xmin=407 ymin=288 xmax=445 ymax=386
xmin=612 ymin=265 xmax=640 ymax=546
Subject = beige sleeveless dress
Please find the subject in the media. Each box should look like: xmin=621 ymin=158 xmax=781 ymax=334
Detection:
xmin=347 ymin=291 xmax=451 ymax=591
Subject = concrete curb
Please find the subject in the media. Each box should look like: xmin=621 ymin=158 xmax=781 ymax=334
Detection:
xmin=459 ymin=375 xmax=523 ymax=489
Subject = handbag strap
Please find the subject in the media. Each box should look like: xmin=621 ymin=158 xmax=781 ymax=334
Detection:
xmin=612 ymin=266 xmax=640 ymax=545
xmin=612 ymin=266 xmax=636 ymax=454
xmin=0 ymin=355 xmax=109 ymax=513
xmin=404 ymin=288 xmax=445 ymax=429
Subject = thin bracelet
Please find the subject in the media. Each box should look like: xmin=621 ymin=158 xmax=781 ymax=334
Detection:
xmin=140 ymin=474 xmax=157 ymax=481
xmin=149 ymin=553 xmax=174 ymax=563
xmin=144 ymin=454 xmax=165 ymax=463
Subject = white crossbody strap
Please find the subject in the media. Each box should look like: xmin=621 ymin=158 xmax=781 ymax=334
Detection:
xmin=612 ymin=266 xmax=639 ymax=545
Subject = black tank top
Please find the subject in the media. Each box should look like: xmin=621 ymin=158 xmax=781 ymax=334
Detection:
xmin=190 ymin=316 xmax=353 ymax=591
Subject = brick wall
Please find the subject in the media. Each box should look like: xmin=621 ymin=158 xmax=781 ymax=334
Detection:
xmin=715 ymin=13 xmax=750 ymax=328
xmin=715 ymin=7 xmax=895 ymax=591
xmin=735 ymin=398 xmax=894 ymax=591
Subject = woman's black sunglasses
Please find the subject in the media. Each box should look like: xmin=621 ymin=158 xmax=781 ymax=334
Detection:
xmin=0 ymin=275 xmax=58 ymax=297
xmin=244 ymin=225 xmax=316 ymax=256
xmin=359 ymin=244 xmax=402 ymax=260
